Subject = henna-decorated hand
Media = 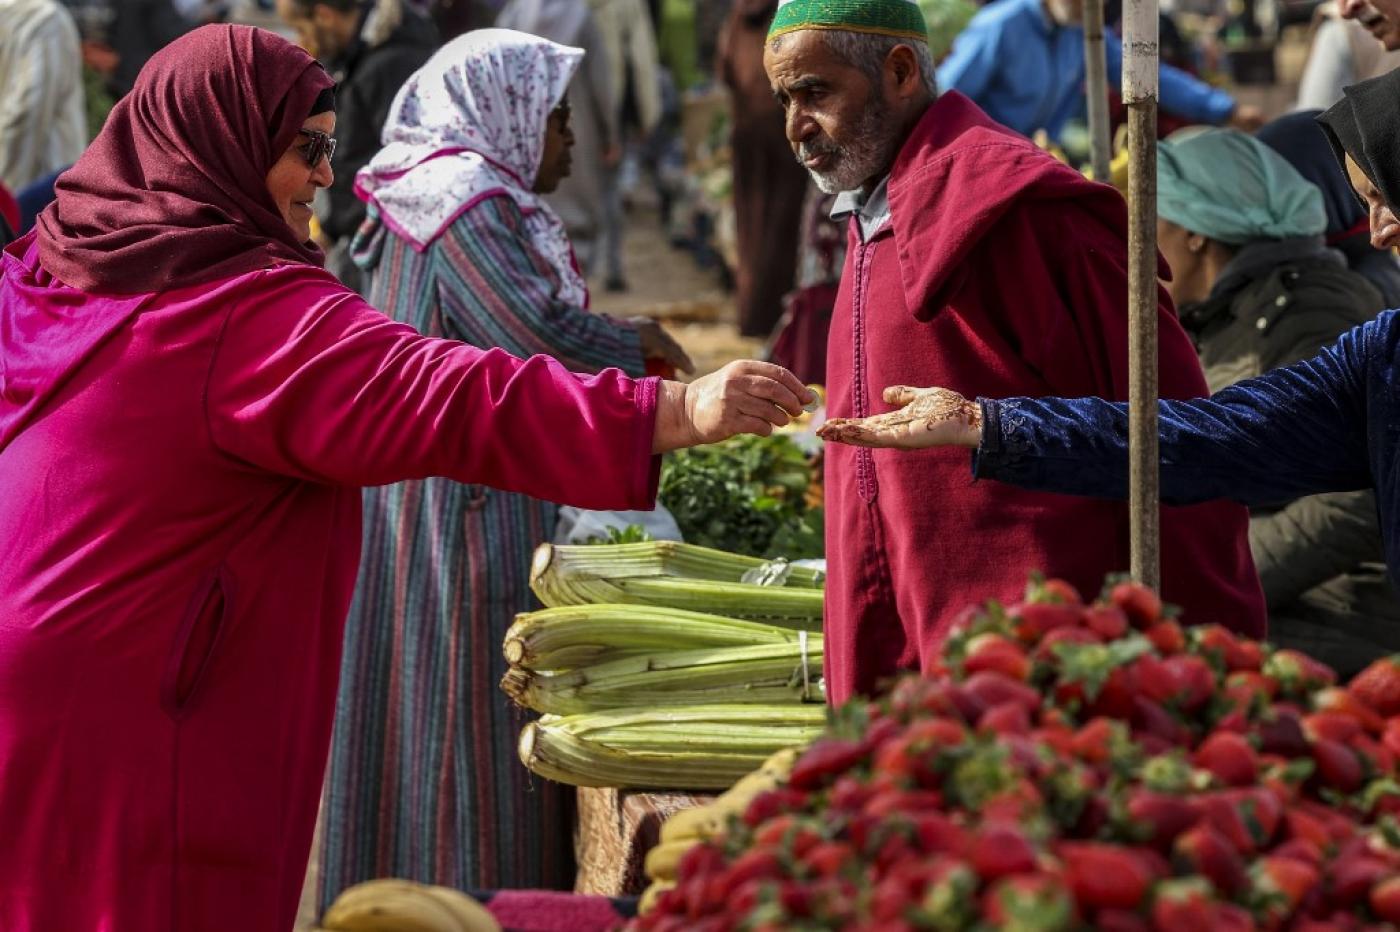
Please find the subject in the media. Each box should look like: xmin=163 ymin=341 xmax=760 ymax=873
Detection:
xmin=817 ymin=386 xmax=984 ymax=450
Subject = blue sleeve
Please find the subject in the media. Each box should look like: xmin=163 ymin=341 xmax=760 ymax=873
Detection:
xmin=973 ymin=317 xmax=1377 ymax=506
xmin=937 ymin=17 xmax=1001 ymax=101
xmin=1103 ymin=30 xmax=1235 ymax=124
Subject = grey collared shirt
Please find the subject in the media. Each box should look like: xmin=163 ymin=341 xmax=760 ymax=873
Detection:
xmin=830 ymin=175 xmax=892 ymax=243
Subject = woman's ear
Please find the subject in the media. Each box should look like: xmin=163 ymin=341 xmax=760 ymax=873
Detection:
xmin=1187 ymin=234 xmax=1206 ymax=254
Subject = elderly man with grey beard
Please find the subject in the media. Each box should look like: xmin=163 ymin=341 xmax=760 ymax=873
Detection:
xmin=764 ymin=0 xmax=1267 ymax=704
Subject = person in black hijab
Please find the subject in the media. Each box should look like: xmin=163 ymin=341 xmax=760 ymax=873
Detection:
xmin=1260 ymin=109 xmax=1400 ymax=307
xmin=1319 ymin=69 xmax=1400 ymax=270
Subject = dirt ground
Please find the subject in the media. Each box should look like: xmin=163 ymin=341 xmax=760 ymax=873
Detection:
xmin=586 ymin=206 xmax=763 ymax=379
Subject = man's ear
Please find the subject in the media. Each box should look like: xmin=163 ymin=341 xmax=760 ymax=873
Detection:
xmin=885 ymin=44 xmax=924 ymax=99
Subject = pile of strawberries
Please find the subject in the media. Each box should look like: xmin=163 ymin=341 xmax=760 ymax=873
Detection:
xmin=630 ymin=576 xmax=1400 ymax=931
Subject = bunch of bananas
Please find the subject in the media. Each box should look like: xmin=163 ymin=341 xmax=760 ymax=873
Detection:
xmin=317 ymin=878 xmax=500 ymax=932
xmin=639 ymin=747 xmax=800 ymax=913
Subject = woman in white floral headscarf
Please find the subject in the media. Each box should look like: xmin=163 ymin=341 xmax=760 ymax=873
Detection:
xmin=320 ymin=28 xmax=691 ymax=899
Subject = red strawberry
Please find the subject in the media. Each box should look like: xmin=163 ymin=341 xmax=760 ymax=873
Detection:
xmin=1227 ymin=670 xmax=1279 ymax=703
xmin=1194 ymin=731 xmax=1259 ymax=786
xmin=1166 ymin=655 xmax=1219 ymax=712
xmin=1058 ymin=841 xmax=1154 ymax=910
xmin=742 ymin=788 xmax=808 ymax=828
xmin=1271 ymin=837 xmax=1323 ymax=868
xmin=961 ymin=671 xmax=1042 ymax=716
xmin=1370 ymin=875 xmax=1400 ymax=922
xmin=1035 ymin=626 xmax=1104 ymax=662
xmin=1146 ymin=619 xmax=1187 ymax=655
xmin=1314 ymin=688 xmax=1385 ymax=735
xmin=1096 ymin=910 xmax=1152 ymax=932
xmin=1265 ymin=649 xmax=1338 ymax=696
xmin=1350 ymin=733 xmax=1395 ymax=778
xmin=1384 ymin=718 xmax=1400 ymax=760
xmin=1071 ymin=717 xmax=1124 ymax=764
xmin=828 ymin=775 xmax=875 ymax=814
xmin=1305 ymin=711 xmax=1364 ymax=744
xmin=1327 ymin=853 xmax=1391 ymax=910
xmin=909 ymin=811 xmax=970 ymax=856
xmin=979 ymin=700 xmax=1032 ymax=736
xmin=1312 ymin=737 xmax=1365 ymax=793
xmin=1124 ymin=789 xmax=1199 ymax=850
xmin=1009 ymin=601 xmax=1084 ymax=645
xmin=1173 ymin=823 xmax=1248 ymax=896
xmin=1250 ymin=855 xmax=1320 ymax=925
xmin=789 ymin=738 xmax=867 ymax=790
xmin=1041 ymin=577 xmax=1085 ymax=605
xmin=1211 ymin=903 xmax=1258 ymax=932
xmin=964 ymin=633 xmax=1032 ymax=682
xmin=1193 ymin=625 xmax=1264 ymax=672
xmin=751 ymin=813 xmax=799 ymax=848
xmin=718 ymin=848 xmax=785 ymax=896
xmin=982 ymin=873 xmax=1076 ymax=930
xmin=1284 ymin=808 xmax=1333 ymax=849
xmin=864 ymin=788 xmax=944 ymax=819
xmin=1255 ymin=706 xmax=1310 ymax=758
xmin=969 ymin=824 xmax=1039 ymax=882
xmin=1132 ymin=695 xmax=1191 ymax=747
xmin=1151 ymin=876 xmax=1215 ymax=931
xmin=802 ymin=840 xmax=855 ymax=878
xmin=1349 ymin=655 xmax=1400 ymax=717
xmin=1109 ymin=582 xmax=1162 ymax=628
xmin=1084 ymin=604 xmax=1129 ymax=640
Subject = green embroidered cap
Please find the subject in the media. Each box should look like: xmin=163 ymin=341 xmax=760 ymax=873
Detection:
xmin=768 ymin=0 xmax=930 ymax=42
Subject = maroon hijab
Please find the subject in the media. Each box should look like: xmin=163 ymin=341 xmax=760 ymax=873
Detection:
xmin=36 ymin=25 xmax=334 ymax=294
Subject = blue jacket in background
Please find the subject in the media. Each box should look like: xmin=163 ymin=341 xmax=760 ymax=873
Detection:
xmin=974 ymin=310 xmax=1400 ymax=592
xmin=937 ymin=0 xmax=1236 ymax=142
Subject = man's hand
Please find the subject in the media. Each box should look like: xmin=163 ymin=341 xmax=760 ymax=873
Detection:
xmin=817 ymin=386 xmax=984 ymax=450
xmin=652 ymin=361 xmax=814 ymax=453
xmin=1228 ymin=104 xmax=1266 ymax=133
xmin=629 ymin=316 xmax=695 ymax=374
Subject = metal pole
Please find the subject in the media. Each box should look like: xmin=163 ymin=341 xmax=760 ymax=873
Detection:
xmin=1123 ymin=0 xmax=1160 ymax=590
xmin=1084 ymin=0 xmax=1112 ymax=182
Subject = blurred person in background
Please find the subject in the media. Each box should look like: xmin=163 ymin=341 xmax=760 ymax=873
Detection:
xmin=1260 ymin=110 xmax=1400 ymax=305
xmin=498 ymin=0 xmax=619 ymax=280
xmin=1297 ymin=0 xmax=1400 ymax=110
xmin=1154 ymin=128 xmax=1396 ymax=678
xmin=937 ymin=0 xmax=1263 ymax=145
xmin=588 ymin=0 xmax=663 ymax=291
xmin=427 ymin=0 xmax=500 ymax=37
xmin=275 ymin=0 xmax=437 ymax=291
xmin=0 ymin=0 xmax=86 ymax=193
xmin=319 ymin=29 xmax=693 ymax=898
xmin=720 ymin=0 xmax=809 ymax=338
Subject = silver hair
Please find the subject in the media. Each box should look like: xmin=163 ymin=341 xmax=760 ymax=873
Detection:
xmin=772 ymin=30 xmax=939 ymax=97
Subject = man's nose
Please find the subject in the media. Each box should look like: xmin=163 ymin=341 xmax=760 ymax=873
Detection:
xmin=786 ymin=108 xmax=817 ymax=145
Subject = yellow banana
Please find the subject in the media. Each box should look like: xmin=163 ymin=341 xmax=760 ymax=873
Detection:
xmin=422 ymin=886 xmax=500 ymax=932
xmin=643 ymin=839 xmax=699 ymax=883
xmin=759 ymin=746 xmax=800 ymax=779
xmin=658 ymin=804 xmax=724 ymax=845
xmin=323 ymin=879 xmax=424 ymax=919
xmin=639 ymin=880 xmax=675 ymax=915
xmin=322 ymin=882 xmax=465 ymax=932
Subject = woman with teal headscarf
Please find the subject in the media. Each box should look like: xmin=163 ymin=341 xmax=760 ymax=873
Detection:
xmin=1150 ymin=128 xmax=1394 ymax=677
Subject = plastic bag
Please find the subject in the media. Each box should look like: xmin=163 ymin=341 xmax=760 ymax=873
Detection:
xmin=553 ymin=505 xmax=685 ymax=545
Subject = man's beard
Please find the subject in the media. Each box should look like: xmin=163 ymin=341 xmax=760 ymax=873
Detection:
xmin=797 ymin=99 xmax=901 ymax=194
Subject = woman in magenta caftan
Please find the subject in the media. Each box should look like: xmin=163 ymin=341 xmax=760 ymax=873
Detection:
xmin=0 ymin=24 xmax=809 ymax=932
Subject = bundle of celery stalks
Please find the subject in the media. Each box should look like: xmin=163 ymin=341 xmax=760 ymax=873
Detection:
xmin=508 ymin=541 xmax=828 ymax=790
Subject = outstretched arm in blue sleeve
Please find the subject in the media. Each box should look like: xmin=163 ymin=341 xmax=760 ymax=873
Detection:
xmin=975 ymin=317 xmax=1377 ymax=506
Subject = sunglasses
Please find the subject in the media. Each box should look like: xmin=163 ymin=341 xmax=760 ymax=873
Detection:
xmin=296 ymin=128 xmax=337 ymax=167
